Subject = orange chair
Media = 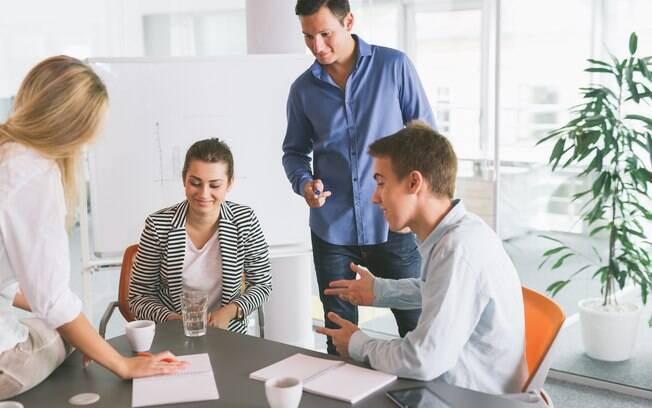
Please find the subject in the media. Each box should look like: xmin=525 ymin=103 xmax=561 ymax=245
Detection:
xmin=99 ymin=244 xmax=138 ymax=338
xmin=99 ymin=244 xmax=266 ymax=338
xmin=521 ymin=286 xmax=565 ymax=405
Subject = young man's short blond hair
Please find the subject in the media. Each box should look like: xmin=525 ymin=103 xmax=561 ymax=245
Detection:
xmin=368 ymin=121 xmax=457 ymax=198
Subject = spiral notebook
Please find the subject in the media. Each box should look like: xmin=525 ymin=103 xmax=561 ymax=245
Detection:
xmin=132 ymin=353 xmax=219 ymax=407
xmin=250 ymin=353 xmax=397 ymax=404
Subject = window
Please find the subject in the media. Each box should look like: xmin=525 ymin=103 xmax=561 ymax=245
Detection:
xmin=412 ymin=3 xmax=483 ymax=159
xmin=351 ymin=0 xmax=402 ymax=49
xmin=143 ymin=9 xmax=246 ymax=56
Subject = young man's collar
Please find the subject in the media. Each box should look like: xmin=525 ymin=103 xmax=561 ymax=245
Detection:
xmin=418 ymin=199 xmax=465 ymax=247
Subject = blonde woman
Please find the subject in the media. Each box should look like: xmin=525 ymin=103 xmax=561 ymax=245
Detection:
xmin=0 ymin=56 xmax=187 ymax=400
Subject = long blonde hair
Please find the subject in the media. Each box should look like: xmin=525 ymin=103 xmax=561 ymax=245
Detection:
xmin=0 ymin=55 xmax=108 ymax=225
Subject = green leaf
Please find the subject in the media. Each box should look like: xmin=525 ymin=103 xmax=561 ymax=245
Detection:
xmin=587 ymin=58 xmax=612 ymax=68
xmin=641 ymin=168 xmax=652 ymax=183
xmin=602 ymin=173 xmax=612 ymax=197
xmin=638 ymin=59 xmax=651 ymax=80
xmin=585 ymin=67 xmax=613 ymax=74
xmin=549 ymin=138 xmax=565 ymax=161
xmin=586 ymin=198 xmax=605 ymax=224
xmin=543 ymin=246 xmax=568 ymax=257
xmin=585 ymin=115 xmax=604 ymax=126
xmin=592 ymin=172 xmax=607 ymax=198
xmin=572 ymin=189 xmax=592 ymax=201
xmin=626 ymin=114 xmax=652 ymax=128
xmin=592 ymin=266 xmax=609 ymax=279
xmin=579 ymin=149 xmax=604 ymax=176
xmin=552 ymin=253 xmax=574 ymax=270
xmin=618 ymin=273 xmax=627 ymax=290
xmin=546 ymin=280 xmax=571 ymax=297
xmin=538 ymin=235 xmax=566 ymax=245
xmin=626 ymin=59 xmax=639 ymax=102
xmin=624 ymin=227 xmax=646 ymax=239
xmin=537 ymin=132 xmax=561 ymax=146
xmin=591 ymin=246 xmax=604 ymax=263
xmin=567 ymin=265 xmax=594 ymax=281
xmin=629 ymin=32 xmax=638 ymax=55
xmin=590 ymin=225 xmax=610 ymax=236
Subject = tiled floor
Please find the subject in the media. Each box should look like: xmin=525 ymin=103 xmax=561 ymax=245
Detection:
xmin=545 ymin=378 xmax=652 ymax=408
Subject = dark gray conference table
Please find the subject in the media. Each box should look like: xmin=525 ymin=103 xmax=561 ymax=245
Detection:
xmin=13 ymin=322 xmax=544 ymax=407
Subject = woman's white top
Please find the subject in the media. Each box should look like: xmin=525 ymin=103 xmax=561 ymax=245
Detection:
xmin=0 ymin=142 xmax=82 ymax=353
xmin=182 ymin=230 xmax=223 ymax=311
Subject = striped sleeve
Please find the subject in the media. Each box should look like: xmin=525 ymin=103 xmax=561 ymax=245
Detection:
xmin=128 ymin=216 xmax=175 ymax=322
xmin=232 ymin=208 xmax=272 ymax=317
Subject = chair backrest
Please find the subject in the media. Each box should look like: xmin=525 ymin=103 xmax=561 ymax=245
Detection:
xmin=118 ymin=244 xmax=139 ymax=322
xmin=522 ymin=286 xmax=565 ymax=393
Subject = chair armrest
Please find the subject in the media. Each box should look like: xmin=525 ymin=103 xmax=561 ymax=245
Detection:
xmin=257 ymin=305 xmax=265 ymax=339
xmin=99 ymin=301 xmax=119 ymax=339
xmin=501 ymin=390 xmax=551 ymax=407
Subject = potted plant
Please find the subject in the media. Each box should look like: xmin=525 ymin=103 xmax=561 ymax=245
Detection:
xmin=538 ymin=32 xmax=652 ymax=362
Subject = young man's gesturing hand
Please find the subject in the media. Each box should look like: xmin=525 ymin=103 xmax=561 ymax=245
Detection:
xmin=315 ymin=312 xmax=359 ymax=358
xmin=324 ymin=262 xmax=375 ymax=306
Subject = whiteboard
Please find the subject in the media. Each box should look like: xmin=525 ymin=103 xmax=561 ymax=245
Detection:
xmin=87 ymin=56 xmax=313 ymax=256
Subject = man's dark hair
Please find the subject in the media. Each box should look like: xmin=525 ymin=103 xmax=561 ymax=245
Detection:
xmin=295 ymin=0 xmax=350 ymax=22
xmin=369 ymin=121 xmax=457 ymax=198
xmin=182 ymin=138 xmax=234 ymax=182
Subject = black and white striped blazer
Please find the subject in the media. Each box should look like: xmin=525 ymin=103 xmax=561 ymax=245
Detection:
xmin=128 ymin=200 xmax=272 ymax=333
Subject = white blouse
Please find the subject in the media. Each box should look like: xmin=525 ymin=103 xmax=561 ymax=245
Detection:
xmin=182 ymin=231 xmax=224 ymax=311
xmin=0 ymin=142 xmax=82 ymax=353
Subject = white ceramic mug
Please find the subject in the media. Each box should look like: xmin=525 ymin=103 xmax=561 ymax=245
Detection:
xmin=125 ymin=320 xmax=155 ymax=352
xmin=264 ymin=377 xmax=303 ymax=408
xmin=0 ymin=402 xmax=24 ymax=408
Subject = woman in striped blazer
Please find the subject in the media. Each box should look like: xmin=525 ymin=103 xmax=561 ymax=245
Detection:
xmin=128 ymin=139 xmax=272 ymax=334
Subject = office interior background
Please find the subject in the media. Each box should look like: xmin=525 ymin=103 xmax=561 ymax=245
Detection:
xmin=1 ymin=0 xmax=650 ymax=406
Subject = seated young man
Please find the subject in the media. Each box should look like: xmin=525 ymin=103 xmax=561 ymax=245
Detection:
xmin=317 ymin=122 xmax=528 ymax=394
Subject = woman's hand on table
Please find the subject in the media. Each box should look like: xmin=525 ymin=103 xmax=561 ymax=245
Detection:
xmin=207 ymin=304 xmax=237 ymax=329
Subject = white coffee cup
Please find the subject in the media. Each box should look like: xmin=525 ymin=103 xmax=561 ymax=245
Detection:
xmin=264 ymin=377 xmax=303 ymax=408
xmin=0 ymin=402 xmax=24 ymax=408
xmin=125 ymin=320 xmax=155 ymax=352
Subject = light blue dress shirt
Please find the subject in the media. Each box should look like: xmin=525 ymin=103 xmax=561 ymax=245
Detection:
xmin=282 ymin=35 xmax=435 ymax=246
xmin=348 ymin=200 xmax=528 ymax=394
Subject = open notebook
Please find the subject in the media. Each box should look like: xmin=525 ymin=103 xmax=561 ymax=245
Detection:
xmin=132 ymin=353 xmax=219 ymax=407
xmin=250 ymin=353 xmax=397 ymax=404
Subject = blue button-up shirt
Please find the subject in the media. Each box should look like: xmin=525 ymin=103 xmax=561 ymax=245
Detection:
xmin=348 ymin=200 xmax=528 ymax=394
xmin=282 ymin=35 xmax=435 ymax=246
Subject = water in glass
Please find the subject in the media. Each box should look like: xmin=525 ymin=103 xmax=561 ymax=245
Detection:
xmin=181 ymin=289 xmax=208 ymax=337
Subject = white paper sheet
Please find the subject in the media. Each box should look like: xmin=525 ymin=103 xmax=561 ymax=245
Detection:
xmin=250 ymin=353 xmax=397 ymax=404
xmin=132 ymin=353 xmax=219 ymax=407
xmin=305 ymin=362 xmax=397 ymax=403
xmin=249 ymin=353 xmax=343 ymax=382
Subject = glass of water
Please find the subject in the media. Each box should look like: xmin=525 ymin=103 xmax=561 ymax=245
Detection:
xmin=181 ymin=288 xmax=208 ymax=337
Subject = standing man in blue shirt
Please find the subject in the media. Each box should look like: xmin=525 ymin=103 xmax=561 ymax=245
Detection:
xmin=282 ymin=0 xmax=435 ymax=354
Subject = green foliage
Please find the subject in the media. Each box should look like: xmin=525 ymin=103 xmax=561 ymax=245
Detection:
xmin=537 ymin=33 xmax=652 ymax=325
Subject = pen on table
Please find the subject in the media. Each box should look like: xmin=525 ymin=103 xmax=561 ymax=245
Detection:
xmin=137 ymin=352 xmax=176 ymax=363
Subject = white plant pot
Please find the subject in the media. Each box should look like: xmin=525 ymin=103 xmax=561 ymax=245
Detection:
xmin=578 ymin=298 xmax=642 ymax=362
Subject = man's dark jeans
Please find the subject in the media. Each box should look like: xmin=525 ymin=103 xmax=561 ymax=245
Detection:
xmin=311 ymin=231 xmax=422 ymax=354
